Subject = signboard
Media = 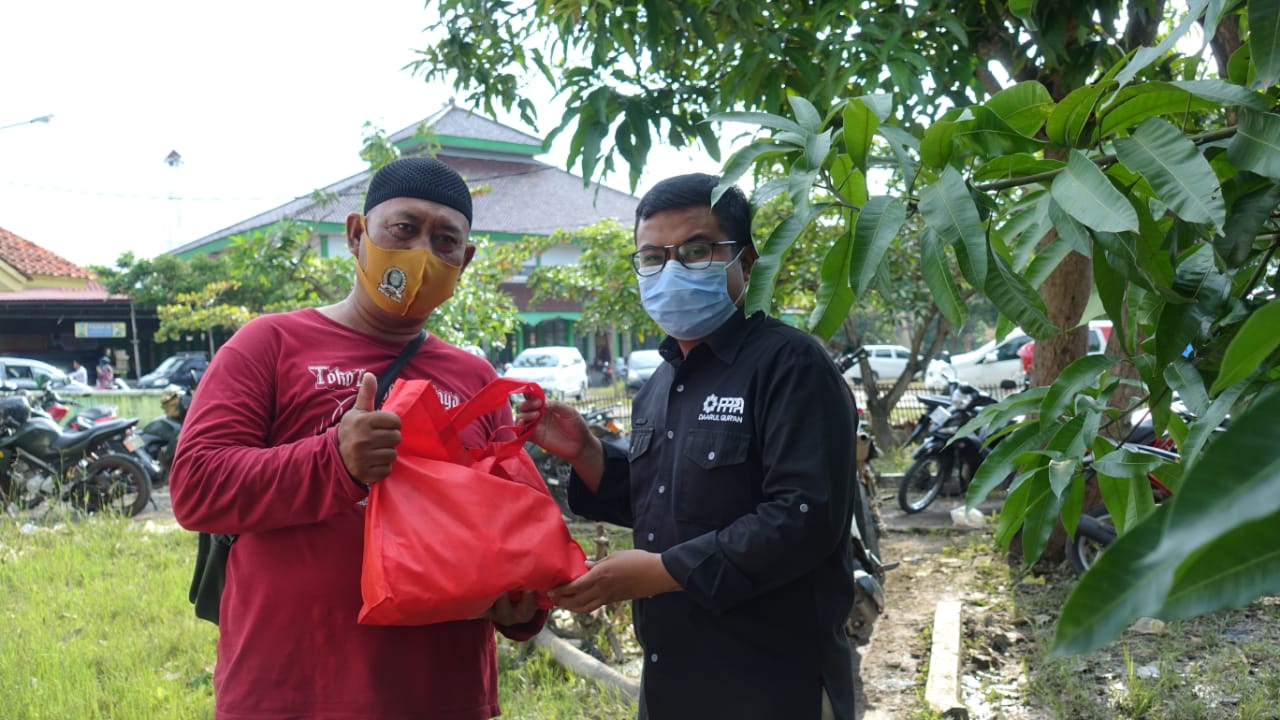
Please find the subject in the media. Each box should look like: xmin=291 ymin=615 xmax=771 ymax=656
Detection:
xmin=74 ymin=322 xmax=127 ymax=339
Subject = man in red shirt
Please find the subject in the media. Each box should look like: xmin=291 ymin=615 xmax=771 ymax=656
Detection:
xmin=170 ymin=156 xmax=543 ymax=720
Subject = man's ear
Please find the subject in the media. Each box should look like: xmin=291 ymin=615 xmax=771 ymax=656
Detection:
xmin=459 ymin=243 xmax=477 ymax=274
xmin=740 ymin=245 xmax=759 ymax=283
xmin=345 ymin=213 xmax=366 ymax=257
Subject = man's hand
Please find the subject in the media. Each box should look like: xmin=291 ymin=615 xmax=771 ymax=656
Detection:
xmin=482 ymin=590 xmax=539 ymax=626
xmin=514 ymin=395 xmax=595 ymax=459
xmin=337 ymin=372 xmax=402 ymax=484
xmin=515 ymin=394 xmax=606 ymax=489
xmin=548 ymin=550 xmax=681 ymax=614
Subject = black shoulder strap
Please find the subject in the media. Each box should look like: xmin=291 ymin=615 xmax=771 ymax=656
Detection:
xmin=374 ymin=330 xmax=427 ymax=409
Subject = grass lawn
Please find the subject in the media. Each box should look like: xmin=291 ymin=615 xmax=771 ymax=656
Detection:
xmin=0 ymin=513 xmax=636 ymax=719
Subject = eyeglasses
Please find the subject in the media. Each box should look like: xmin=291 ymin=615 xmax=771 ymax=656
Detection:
xmin=630 ymin=240 xmax=741 ymax=277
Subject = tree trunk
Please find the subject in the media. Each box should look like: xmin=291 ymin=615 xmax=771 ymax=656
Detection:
xmin=1030 ymin=250 xmax=1092 ymax=387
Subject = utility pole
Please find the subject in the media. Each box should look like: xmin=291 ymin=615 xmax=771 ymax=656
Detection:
xmin=165 ymin=150 xmax=183 ymax=250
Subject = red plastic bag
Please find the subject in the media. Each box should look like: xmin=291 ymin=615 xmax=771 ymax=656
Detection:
xmin=358 ymin=377 xmax=588 ymax=626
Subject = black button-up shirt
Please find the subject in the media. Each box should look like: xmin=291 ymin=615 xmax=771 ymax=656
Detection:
xmin=569 ymin=310 xmax=860 ymax=720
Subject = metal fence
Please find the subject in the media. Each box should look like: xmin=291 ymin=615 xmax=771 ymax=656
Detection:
xmin=563 ymin=381 xmax=1018 ymax=432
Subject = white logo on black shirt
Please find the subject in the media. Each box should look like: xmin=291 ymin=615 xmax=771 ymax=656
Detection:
xmin=699 ymin=393 xmax=745 ymax=423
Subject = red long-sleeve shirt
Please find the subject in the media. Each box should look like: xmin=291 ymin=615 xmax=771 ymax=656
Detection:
xmin=171 ymin=308 xmax=541 ymax=720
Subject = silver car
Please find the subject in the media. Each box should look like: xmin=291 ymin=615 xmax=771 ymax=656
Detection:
xmin=0 ymin=356 xmax=95 ymax=393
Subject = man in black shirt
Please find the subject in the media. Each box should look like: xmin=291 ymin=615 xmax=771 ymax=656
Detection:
xmin=518 ymin=173 xmax=859 ymax=719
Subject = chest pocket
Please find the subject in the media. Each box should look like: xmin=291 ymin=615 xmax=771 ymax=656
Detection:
xmin=629 ymin=428 xmax=654 ymax=462
xmin=674 ymin=429 xmax=756 ymax=526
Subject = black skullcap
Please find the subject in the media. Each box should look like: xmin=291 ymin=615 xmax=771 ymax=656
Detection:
xmin=363 ymin=156 xmax=473 ymax=223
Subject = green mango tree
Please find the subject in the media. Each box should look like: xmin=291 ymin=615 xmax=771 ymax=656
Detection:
xmin=417 ymin=0 xmax=1280 ymax=654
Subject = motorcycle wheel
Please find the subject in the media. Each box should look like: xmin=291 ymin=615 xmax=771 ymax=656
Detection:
xmin=898 ymin=453 xmax=952 ymax=514
xmin=1067 ymin=504 xmax=1116 ymax=575
xmin=72 ymin=453 xmax=152 ymax=517
xmin=0 ymin=473 xmax=44 ymax=512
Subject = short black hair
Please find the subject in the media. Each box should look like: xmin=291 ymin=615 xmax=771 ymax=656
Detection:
xmin=634 ymin=173 xmax=753 ymax=249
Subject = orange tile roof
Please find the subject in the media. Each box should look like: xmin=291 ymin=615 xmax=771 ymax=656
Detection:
xmin=0 ymin=225 xmax=93 ymax=279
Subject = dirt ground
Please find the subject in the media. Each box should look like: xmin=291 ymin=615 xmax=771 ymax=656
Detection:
xmin=853 ymin=490 xmax=1033 ymax=720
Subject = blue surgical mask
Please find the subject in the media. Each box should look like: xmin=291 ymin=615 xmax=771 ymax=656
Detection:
xmin=638 ymin=258 xmax=743 ymax=340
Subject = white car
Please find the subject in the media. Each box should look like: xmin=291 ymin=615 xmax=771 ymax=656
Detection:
xmin=924 ymin=330 xmax=1032 ymax=390
xmin=503 ymin=346 xmax=590 ymax=400
xmin=0 ymin=356 xmax=95 ymax=393
xmin=842 ymin=344 xmax=922 ymax=383
xmin=625 ymin=349 xmax=664 ymax=393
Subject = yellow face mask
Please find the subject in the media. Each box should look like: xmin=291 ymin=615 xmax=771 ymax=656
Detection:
xmin=355 ymin=216 xmax=463 ymax=318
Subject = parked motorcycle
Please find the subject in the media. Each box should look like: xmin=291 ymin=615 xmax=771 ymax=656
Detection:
xmin=847 ymin=449 xmax=895 ymax=645
xmin=0 ymin=386 xmax=152 ymax=516
xmin=37 ymin=387 xmax=163 ymax=488
xmin=136 ymin=381 xmax=196 ymax=487
xmin=525 ymin=405 xmax=627 ymax=520
xmin=1066 ymin=442 xmax=1180 ymax=574
xmin=897 ymin=380 xmax=1018 ymax=514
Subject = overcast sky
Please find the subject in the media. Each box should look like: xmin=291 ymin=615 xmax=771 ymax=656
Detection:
xmin=0 ymin=0 xmax=719 ymax=269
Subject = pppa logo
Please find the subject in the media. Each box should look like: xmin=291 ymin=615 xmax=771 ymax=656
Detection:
xmin=699 ymin=393 xmax=745 ymax=423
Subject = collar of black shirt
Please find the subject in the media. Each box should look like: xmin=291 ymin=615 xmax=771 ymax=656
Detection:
xmin=658 ymin=309 xmax=762 ymax=365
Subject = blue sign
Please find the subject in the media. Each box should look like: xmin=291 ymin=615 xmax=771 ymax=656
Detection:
xmin=75 ymin=322 xmax=127 ymax=339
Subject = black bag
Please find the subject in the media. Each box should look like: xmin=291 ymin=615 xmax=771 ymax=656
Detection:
xmin=188 ymin=331 xmax=427 ymax=624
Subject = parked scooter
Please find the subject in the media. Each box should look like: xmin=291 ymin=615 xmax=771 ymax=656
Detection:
xmin=525 ymin=405 xmax=627 ymax=520
xmin=136 ymin=380 xmax=196 ymax=487
xmin=898 ymin=380 xmax=1018 ymax=514
xmin=0 ymin=386 xmax=152 ymax=516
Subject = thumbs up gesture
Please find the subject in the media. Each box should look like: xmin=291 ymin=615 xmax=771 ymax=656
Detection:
xmin=338 ymin=372 xmax=403 ymax=484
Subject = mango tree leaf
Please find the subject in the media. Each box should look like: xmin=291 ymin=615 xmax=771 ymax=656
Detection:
xmin=1092 ymin=250 xmax=1128 ymax=352
xmin=1218 ymin=184 xmax=1280 ymax=268
xmin=850 ymin=196 xmax=906 ymax=298
xmin=1160 ymin=510 xmax=1280 ymax=620
xmin=1023 ymin=235 xmax=1075 ymax=290
xmin=805 ymin=128 xmax=834 ymax=171
xmin=984 ymin=248 xmax=1058 ymax=338
xmin=919 ymin=167 xmax=988 ymax=286
xmin=920 ymin=120 xmax=956 ymax=169
xmin=877 ymin=124 xmax=919 ymax=192
xmin=1168 ymin=79 xmax=1271 ymax=110
xmin=828 ymin=155 xmax=869 ymax=208
xmin=1040 ymin=355 xmax=1118 ymax=428
xmin=843 ymin=99 xmax=880 ymax=172
xmin=1163 ymin=358 xmax=1209 ymax=417
xmin=787 ymin=95 xmax=822 ymax=132
xmin=716 ymin=143 xmax=794 ymax=201
xmin=1046 ymin=84 xmax=1107 ymax=148
xmin=985 ymin=81 xmax=1055 ymax=137
xmin=1051 ymin=390 xmax=1280 ymax=656
xmin=1171 ymin=243 xmax=1225 ymax=301
xmin=1113 ymin=0 xmax=1210 ymax=87
xmin=810 ymin=222 xmax=855 ymax=337
xmin=1098 ymin=83 xmax=1218 ymax=138
xmin=955 ymin=106 xmax=1046 ymax=155
xmin=1182 ymin=381 xmax=1248 ymax=471
xmin=711 ymin=111 xmax=803 ymax=135
xmin=1112 ymin=118 xmax=1226 ymax=228
xmin=1051 ymin=151 xmax=1139 ymax=233
xmin=743 ymin=202 xmax=826 ymax=315
xmin=1227 ymin=110 xmax=1280 ymax=180
xmin=974 ymin=154 xmax=1064 ymax=182
xmin=856 ymin=93 xmax=893 ymax=122
xmin=920 ymin=228 xmax=966 ymax=329
xmin=966 ymin=422 xmax=1057 ymax=509
xmin=1250 ymin=0 xmax=1280 ymax=88
xmin=1022 ymin=470 xmax=1067 ymax=566
xmin=1211 ymin=299 xmax=1280 ymax=394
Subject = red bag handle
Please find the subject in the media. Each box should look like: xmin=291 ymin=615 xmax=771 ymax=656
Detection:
xmin=446 ymin=377 xmax=544 ymax=456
